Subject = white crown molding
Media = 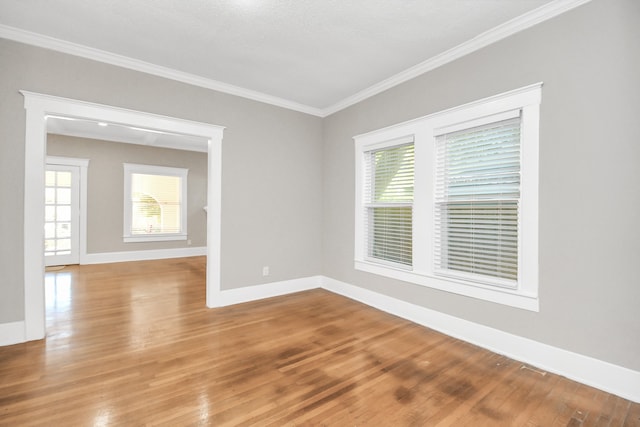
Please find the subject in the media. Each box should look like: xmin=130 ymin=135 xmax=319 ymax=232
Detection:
xmin=0 ymin=24 xmax=324 ymax=117
xmin=321 ymin=0 xmax=592 ymax=116
xmin=0 ymin=0 xmax=592 ymax=118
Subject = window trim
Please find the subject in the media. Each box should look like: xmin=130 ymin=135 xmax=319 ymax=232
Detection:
xmin=123 ymin=163 xmax=188 ymax=243
xmin=354 ymin=83 xmax=541 ymax=311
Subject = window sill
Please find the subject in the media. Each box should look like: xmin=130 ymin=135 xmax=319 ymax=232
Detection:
xmin=123 ymin=234 xmax=187 ymax=243
xmin=354 ymin=260 xmax=539 ymax=312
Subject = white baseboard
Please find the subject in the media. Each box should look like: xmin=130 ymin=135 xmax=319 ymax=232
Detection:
xmin=211 ymin=274 xmax=640 ymax=402
xmin=4 ymin=270 xmax=638 ymax=403
xmin=215 ymin=275 xmax=322 ymax=307
xmin=320 ymin=276 xmax=640 ymax=403
xmin=0 ymin=321 xmax=25 ymax=346
xmin=82 ymin=246 xmax=207 ymax=265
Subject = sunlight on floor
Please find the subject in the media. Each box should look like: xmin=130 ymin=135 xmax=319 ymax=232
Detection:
xmin=45 ymin=271 xmax=72 ymax=312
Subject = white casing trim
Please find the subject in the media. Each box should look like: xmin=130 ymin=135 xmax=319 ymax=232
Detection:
xmin=0 ymin=321 xmax=26 ymax=346
xmin=21 ymin=91 xmax=224 ymax=341
xmin=353 ymin=83 xmax=542 ymax=311
xmin=320 ymin=276 xmax=640 ymax=404
xmin=0 ymin=0 xmax=591 ymax=117
xmin=82 ymin=246 xmax=207 ymax=265
xmin=46 ymin=156 xmax=90 ymax=266
xmin=122 ymin=162 xmax=189 ymax=243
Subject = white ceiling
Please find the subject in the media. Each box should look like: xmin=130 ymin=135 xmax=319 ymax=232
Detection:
xmin=0 ymin=0 xmax=588 ymax=116
xmin=46 ymin=116 xmax=209 ymax=152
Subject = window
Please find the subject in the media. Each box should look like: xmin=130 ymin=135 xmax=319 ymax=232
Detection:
xmin=364 ymin=140 xmax=414 ymax=267
xmin=434 ymin=114 xmax=521 ymax=287
xmin=354 ymin=84 xmax=541 ymax=311
xmin=123 ymin=163 xmax=188 ymax=242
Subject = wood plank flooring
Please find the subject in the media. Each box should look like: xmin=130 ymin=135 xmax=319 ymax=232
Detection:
xmin=0 ymin=257 xmax=638 ymax=426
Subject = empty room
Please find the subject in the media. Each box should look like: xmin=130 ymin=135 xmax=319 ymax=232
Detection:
xmin=0 ymin=0 xmax=639 ymax=425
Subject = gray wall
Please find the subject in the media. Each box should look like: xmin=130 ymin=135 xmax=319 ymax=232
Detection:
xmin=1 ymin=0 xmax=638 ymax=374
xmin=322 ymin=0 xmax=640 ymax=371
xmin=0 ymin=37 xmax=324 ymax=321
xmin=47 ymin=134 xmax=209 ymax=252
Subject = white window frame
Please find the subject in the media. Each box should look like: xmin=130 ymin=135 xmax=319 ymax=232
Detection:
xmin=123 ymin=163 xmax=188 ymax=243
xmin=363 ymin=136 xmax=415 ymax=269
xmin=354 ymin=83 xmax=541 ymax=311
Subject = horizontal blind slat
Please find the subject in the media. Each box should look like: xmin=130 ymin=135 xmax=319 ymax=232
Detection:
xmin=434 ymin=116 xmax=521 ymax=283
xmin=364 ymin=142 xmax=414 ymax=266
xmin=131 ymin=173 xmax=183 ymax=235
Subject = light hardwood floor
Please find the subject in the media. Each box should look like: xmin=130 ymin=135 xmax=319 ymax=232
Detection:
xmin=1 ymin=257 xmax=638 ymax=426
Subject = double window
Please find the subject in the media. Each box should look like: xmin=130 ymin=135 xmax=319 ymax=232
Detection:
xmin=123 ymin=163 xmax=188 ymax=242
xmin=354 ymin=84 xmax=541 ymax=310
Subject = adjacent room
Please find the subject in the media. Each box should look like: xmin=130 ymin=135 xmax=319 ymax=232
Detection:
xmin=0 ymin=0 xmax=638 ymax=425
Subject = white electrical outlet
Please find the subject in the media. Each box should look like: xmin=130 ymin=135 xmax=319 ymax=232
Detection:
xmin=187 ymin=239 xmax=192 ymax=245
xmin=262 ymin=266 xmax=269 ymax=276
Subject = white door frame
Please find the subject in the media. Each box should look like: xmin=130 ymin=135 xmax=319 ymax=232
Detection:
xmin=45 ymin=157 xmax=89 ymax=266
xmin=22 ymin=91 xmax=224 ymax=341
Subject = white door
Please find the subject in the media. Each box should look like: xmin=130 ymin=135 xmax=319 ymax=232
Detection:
xmin=44 ymin=164 xmax=80 ymax=266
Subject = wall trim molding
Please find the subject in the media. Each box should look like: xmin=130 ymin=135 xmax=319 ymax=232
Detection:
xmin=209 ymin=274 xmax=640 ymax=403
xmin=0 ymin=321 xmax=25 ymax=346
xmin=320 ymin=276 xmax=640 ymax=404
xmin=206 ymin=274 xmax=639 ymax=402
xmin=321 ymin=0 xmax=592 ymax=116
xmin=212 ymin=275 xmax=323 ymax=308
xmin=82 ymin=246 xmax=207 ymax=265
xmin=0 ymin=25 xmax=324 ymax=118
xmin=2 ymin=271 xmax=638 ymax=403
xmin=21 ymin=91 xmax=224 ymax=340
xmin=0 ymin=0 xmax=591 ymax=118
xmin=46 ymin=156 xmax=90 ymax=267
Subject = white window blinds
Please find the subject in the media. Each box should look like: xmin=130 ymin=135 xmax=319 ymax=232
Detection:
xmin=434 ymin=115 xmax=521 ymax=285
xmin=123 ymin=163 xmax=188 ymax=242
xmin=364 ymin=141 xmax=415 ymax=266
xmin=131 ymin=173 xmax=182 ymax=235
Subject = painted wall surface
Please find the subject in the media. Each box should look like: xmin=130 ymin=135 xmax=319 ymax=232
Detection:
xmin=47 ymin=135 xmax=208 ymax=252
xmin=1 ymin=0 xmax=638 ymax=377
xmin=322 ymin=0 xmax=640 ymax=371
xmin=0 ymin=38 xmax=323 ymax=322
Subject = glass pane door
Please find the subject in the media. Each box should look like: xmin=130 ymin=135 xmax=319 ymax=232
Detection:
xmin=45 ymin=165 xmax=80 ymax=266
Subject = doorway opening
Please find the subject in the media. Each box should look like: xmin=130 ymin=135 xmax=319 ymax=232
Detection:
xmin=44 ymin=157 xmax=89 ymax=267
xmin=22 ymin=91 xmax=224 ymax=341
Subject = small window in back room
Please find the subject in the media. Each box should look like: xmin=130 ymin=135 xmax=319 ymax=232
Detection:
xmin=123 ymin=163 xmax=188 ymax=242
